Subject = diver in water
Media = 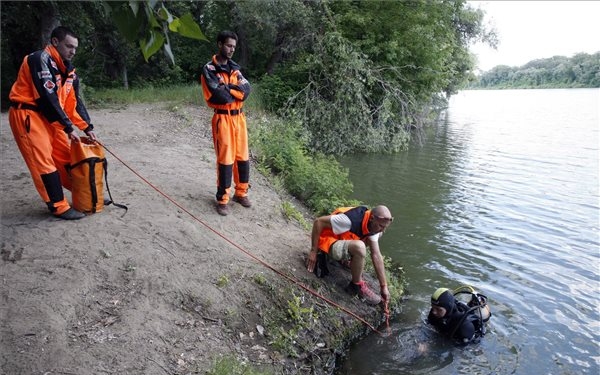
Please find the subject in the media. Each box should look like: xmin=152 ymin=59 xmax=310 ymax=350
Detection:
xmin=427 ymin=286 xmax=491 ymax=345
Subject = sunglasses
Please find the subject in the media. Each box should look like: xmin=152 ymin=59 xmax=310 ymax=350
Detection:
xmin=374 ymin=215 xmax=394 ymax=222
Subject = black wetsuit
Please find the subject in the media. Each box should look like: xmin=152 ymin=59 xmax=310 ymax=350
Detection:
xmin=427 ymin=302 xmax=482 ymax=344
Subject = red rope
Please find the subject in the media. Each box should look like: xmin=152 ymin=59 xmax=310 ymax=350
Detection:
xmin=383 ymin=300 xmax=391 ymax=336
xmin=99 ymin=141 xmax=386 ymax=335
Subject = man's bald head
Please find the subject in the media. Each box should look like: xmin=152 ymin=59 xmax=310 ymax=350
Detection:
xmin=372 ymin=205 xmax=392 ymax=219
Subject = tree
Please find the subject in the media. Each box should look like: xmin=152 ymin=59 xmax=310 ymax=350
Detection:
xmin=102 ymin=1 xmax=207 ymax=64
xmin=470 ymin=52 xmax=600 ymax=89
xmin=1 ymin=1 xmax=208 ymax=96
xmin=274 ymin=0 xmax=495 ymax=154
xmin=2 ymin=0 xmax=500 ymax=155
xmin=329 ymin=0 xmax=495 ymax=99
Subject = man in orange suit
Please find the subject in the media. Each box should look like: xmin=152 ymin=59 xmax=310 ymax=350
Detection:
xmin=8 ymin=26 xmax=96 ymax=220
xmin=200 ymin=30 xmax=252 ymax=216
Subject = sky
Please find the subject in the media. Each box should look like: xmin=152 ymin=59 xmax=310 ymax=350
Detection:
xmin=468 ymin=1 xmax=600 ymax=72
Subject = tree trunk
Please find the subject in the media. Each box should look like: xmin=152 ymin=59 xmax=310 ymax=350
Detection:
xmin=122 ymin=66 xmax=129 ymax=90
xmin=38 ymin=2 xmax=60 ymax=47
xmin=235 ymin=26 xmax=250 ymax=70
xmin=265 ymin=33 xmax=286 ymax=75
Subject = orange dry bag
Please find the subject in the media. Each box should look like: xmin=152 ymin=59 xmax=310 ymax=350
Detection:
xmin=68 ymin=136 xmax=105 ymax=213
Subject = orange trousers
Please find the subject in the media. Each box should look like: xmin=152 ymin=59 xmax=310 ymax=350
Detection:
xmin=9 ymin=108 xmax=72 ymax=215
xmin=211 ymin=112 xmax=249 ymax=204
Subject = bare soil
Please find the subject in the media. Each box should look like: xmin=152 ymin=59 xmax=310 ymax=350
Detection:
xmin=0 ymin=103 xmax=390 ymax=375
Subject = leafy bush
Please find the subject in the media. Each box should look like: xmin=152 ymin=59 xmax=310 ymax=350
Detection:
xmin=283 ymin=32 xmax=413 ymax=155
xmin=250 ymin=116 xmax=359 ymax=215
xmin=255 ymin=74 xmax=298 ymax=113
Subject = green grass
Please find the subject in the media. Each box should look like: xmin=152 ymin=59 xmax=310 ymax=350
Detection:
xmin=85 ymin=82 xmax=263 ymax=111
xmin=206 ymin=355 xmax=271 ymax=375
xmin=84 ymin=83 xmax=203 ymax=108
xmin=250 ymin=116 xmax=361 ymax=215
xmin=281 ymin=201 xmax=310 ymax=230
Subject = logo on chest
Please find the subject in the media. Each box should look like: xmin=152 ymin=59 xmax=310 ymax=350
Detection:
xmin=44 ymin=80 xmax=56 ymax=92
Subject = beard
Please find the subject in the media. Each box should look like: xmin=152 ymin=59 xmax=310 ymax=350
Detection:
xmin=219 ymin=51 xmax=231 ymax=60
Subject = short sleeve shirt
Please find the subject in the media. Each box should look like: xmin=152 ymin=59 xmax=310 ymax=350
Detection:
xmin=330 ymin=214 xmax=381 ymax=241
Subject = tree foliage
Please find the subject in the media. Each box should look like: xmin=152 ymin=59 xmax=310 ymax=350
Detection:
xmin=103 ymin=1 xmax=206 ymax=63
xmin=276 ymin=0 xmax=493 ymax=154
xmin=469 ymin=52 xmax=600 ymax=89
xmin=284 ymin=31 xmax=413 ymax=154
xmin=1 ymin=0 xmax=496 ymax=154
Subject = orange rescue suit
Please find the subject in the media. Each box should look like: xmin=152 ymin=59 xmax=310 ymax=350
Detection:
xmin=318 ymin=206 xmax=375 ymax=253
xmin=8 ymin=44 xmax=93 ymax=215
xmin=200 ymin=54 xmax=251 ymax=204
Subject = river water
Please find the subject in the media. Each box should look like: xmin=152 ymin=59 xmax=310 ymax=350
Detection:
xmin=337 ymin=89 xmax=599 ymax=374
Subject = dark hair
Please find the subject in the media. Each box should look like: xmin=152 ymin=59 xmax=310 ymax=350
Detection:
xmin=51 ymin=26 xmax=78 ymax=42
xmin=217 ymin=30 xmax=238 ymax=44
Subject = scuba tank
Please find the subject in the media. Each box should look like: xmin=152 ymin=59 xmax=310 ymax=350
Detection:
xmin=453 ymin=285 xmax=491 ymax=323
xmin=448 ymin=285 xmax=492 ymax=342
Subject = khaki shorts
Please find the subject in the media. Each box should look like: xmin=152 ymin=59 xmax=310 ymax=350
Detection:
xmin=329 ymin=240 xmax=352 ymax=261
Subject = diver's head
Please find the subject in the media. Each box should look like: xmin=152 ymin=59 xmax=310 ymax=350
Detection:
xmin=430 ymin=288 xmax=455 ymax=318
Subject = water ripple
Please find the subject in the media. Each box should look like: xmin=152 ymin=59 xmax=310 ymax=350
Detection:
xmin=342 ymin=89 xmax=600 ymax=374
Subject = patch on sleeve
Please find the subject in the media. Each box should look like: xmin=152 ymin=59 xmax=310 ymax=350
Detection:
xmin=38 ymin=71 xmax=52 ymax=79
xmin=236 ymin=73 xmax=249 ymax=85
xmin=206 ymin=64 xmax=216 ymax=71
xmin=44 ymin=80 xmax=55 ymax=92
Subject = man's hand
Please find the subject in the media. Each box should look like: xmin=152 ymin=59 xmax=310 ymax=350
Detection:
xmin=306 ymin=249 xmax=318 ymax=273
xmin=68 ymin=132 xmax=81 ymax=143
xmin=380 ymin=284 xmax=390 ymax=303
xmin=85 ymin=130 xmax=97 ymax=142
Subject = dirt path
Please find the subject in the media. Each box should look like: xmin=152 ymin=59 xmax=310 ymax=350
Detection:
xmin=0 ymin=103 xmax=388 ymax=375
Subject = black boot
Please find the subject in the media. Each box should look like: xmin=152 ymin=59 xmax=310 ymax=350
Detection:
xmin=314 ymin=251 xmax=330 ymax=278
xmin=57 ymin=208 xmax=85 ymax=220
